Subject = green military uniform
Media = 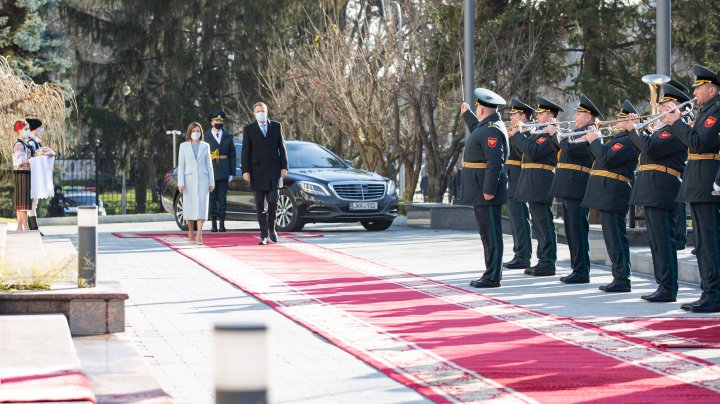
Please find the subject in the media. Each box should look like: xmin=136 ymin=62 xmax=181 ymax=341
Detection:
xmin=582 ymin=100 xmax=640 ymax=288
xmin=460 ymin=88 xmax=508 ymax=288
xmin=629 ymin=84 xmax=689 ymax=299
xmin=666 ymin=65 xmax=720 ymax=312
xmin=503 ymin=99 xmax=534 ymax=269
xmin=510 ymin=96 xmax=563 ymax=276
xmin=669 ymin=78 xmax=693 ymax=251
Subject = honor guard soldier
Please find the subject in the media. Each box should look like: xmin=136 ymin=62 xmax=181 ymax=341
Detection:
xmin=509 ymin=97 xmax=562 ymax=276
xmin=503 ymin=99 xmax=535 ymax=270
xmin=205 ymin=109 xmax=237 ymax=232
xmin=661 ymin=64 xmax=720 ymax=312
xmin=459 ymin=88 xmax=508 ymax=288
xmin=668 ymin=78 xmax=693 ymax=251
xmin=629 ymin=83 xmax=690 ymax=298
xmin=581 ymin=100 xmax=640 ymax=288
xmin=545 ymin=95 xmax=600 ymax=283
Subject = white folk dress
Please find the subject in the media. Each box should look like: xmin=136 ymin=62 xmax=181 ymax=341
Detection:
xmin=177 ymin=141 xmax=214 ymax=220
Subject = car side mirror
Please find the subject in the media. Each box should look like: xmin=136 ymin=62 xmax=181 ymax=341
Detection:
xmin=344 ymin=159 xmax=353 ymax=168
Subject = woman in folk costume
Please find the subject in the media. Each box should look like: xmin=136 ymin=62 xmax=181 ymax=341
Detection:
xmin=25 ymin=117 xmax=54 ymax=235
xmin=12 ymin=120 xmax=33 ymax=231
xmin=178 ymin=122 xmax=214 ymax=244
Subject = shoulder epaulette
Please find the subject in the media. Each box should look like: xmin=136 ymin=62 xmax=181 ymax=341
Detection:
xmin=489 ymin=120 xmax=507 ymax=131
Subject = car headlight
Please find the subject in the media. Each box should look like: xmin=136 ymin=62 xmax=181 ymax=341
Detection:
xmin=299 ymin=181 xmax=330 ymax=196
xmin=387 ymin=180 xmax=397 ymax=195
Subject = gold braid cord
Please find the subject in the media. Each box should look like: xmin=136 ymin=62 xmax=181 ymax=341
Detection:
xmin=0 ymin=56 xmax=76 ymax=163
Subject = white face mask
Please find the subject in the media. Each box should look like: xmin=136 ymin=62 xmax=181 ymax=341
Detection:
xmin=22 ymin=129 xmax=31 ymax=139
xmin=191 ymin=131 xmax=201 ymax=140
xmin=37 ymin=127 xmax=45 ymax=137
xmin=255 ymin=111 xmax=267 ymax=123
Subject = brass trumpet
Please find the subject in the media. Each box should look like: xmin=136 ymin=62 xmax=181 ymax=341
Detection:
xmin=634 ymin=97 xmax=697 ymax=133
xmin=518 ymin=120 xmax=575 ymax=131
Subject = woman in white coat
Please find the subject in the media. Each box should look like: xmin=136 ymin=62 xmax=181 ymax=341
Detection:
xmin=178 ymin=122 xmax=214 ymax=244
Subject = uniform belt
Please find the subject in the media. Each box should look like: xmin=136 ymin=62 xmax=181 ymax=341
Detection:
xmin=688 ymin=153 xmax=720 ymax=161
xmin=521 ymin=163 xmax=555 ymax=172
xmin=556 ymin=163 xmax=592 ymax=174
xmin=591 ymin=170 xmax=631 ymax=184
xmin=463 ymin=162 xmax=488 ymax=169
xmin=505 ymin=159 xmax=522 ymax=166
xmin=638 ymin=164 xmax=681 ymax=178
xmin=212 ymin=155 xmax=228 ymax=160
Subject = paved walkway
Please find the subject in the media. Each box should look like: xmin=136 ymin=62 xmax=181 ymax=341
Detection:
xmin=42 ymin=220 xmax=720 ymax=403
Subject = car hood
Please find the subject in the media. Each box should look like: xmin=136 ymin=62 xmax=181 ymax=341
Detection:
xmin=289 ymin=168 xmax=386 ymax=183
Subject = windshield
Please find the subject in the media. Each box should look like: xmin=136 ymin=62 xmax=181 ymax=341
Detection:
xmin=286 ymin=143 xmax=347 ymax=169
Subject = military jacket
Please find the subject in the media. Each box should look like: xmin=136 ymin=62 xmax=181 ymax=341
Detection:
xmin=668 ymin=94 xmax=720 ymax=203
xmin=459 ymin=111 xmax=508 ymax=206
xmin=629 ymin=125 xmax=687 ymax=210
xmin=510 ymin=130 xmax=558 ymax=204
xmin=549 ymin=124 xmax=595 ymax=200
xmin=505 ymin=130 xmax=525 ymax=200
xmin=204 ymin=128 xmax=237 ymax=181
xmin=581 ymin=131 xmax=639 ymax=213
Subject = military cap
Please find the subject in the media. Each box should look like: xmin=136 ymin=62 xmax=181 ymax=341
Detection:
xmin=509 ymin=98 xmax=535 ymax=118
xmin=473 ymin=88 xmax=506 ymax=108
xmin=691 ymin=64 xmax=719 ymax=87
xmin=574 ymin=94 xmax=603 ymax=119
xmin=661 ymin=84 xmax=692 ymax=104
xmin=207 ymin=109 xmax=226 ymax=122
xmin=616 ymin=100 xmax=638 ymax=117
xmin=535 ymin=96 xmax=564 ymax=116
xmin=668 ymin=78 xmax=689 ymax=94
xmin=25 ymin=118 xmax=42 ymax=131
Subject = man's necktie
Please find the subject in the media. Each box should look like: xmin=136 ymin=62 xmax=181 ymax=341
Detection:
xmin=261 ymin=124 xmax=267 ymax=138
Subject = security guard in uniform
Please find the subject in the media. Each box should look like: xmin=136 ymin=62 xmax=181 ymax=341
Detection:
xmin=661 ymin=64 xmax=720 ymax=312
xmin=628 ymin=83 xmax=689 ymax=297
xmin=459 ymin=88 xmax=508 ymax=288
xmin=581 ymin=100 xmax=640 ymax=287
xmin=205 ymin=109 xmax=237 ymax=232
xmin=509 ymin=97 xmax=562 ymax=276
xmin=503 ymin=99 xmax=534 ymax=270
xmin=546 ymin=94 xmax=600 ymax=283
xmin=668 ymin=78 xmax=693 ymax=251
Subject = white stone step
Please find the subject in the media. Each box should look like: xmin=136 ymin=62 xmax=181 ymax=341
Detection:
xmin=2 ymin=230 xmax=47 ymax=284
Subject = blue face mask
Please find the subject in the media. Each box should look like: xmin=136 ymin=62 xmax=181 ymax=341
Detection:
xmin=191 ymin=132 xmax=201 ymax=140
xmin=22 ymin=129 xmax=31 ymax=139
xmin=255 ymin=111 xmax=267 ymax=123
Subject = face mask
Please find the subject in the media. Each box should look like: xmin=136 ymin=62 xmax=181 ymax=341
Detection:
xmin=22 ymin=129 xmax=30 ymax=139
xmin=191 ymin=132 xmax=201 ymax=140
xmin=37 ymin=127 xmax=45 ymax=136
xmin=213 ymin=123 xmax=223 ymax=130
xmin=255 ymin=112 xmax=267 ymax=123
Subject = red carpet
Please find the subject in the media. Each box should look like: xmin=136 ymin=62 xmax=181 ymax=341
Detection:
xmin=137 ymin=232 xmax=720 ymax=403
xmin=580 ymin=317 xmax=720 ymax=348
xmin=0 ymin=367 xmax=96 ymax=403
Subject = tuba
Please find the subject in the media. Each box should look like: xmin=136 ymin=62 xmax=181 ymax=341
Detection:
xmin=642 ymin=74 xmax=670 ymax=116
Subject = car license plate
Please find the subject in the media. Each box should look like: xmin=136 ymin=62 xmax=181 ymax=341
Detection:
xmin=349 ymin=201 xmax=378 ymax=211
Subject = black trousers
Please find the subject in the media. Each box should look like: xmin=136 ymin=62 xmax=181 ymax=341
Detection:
xmin=254 ymin=189 xmax=279 ymax=238
xmin=508 ymin=199 xmax=532 ymax=262
xmin=561 ymin=198 xmax=590 ymax=275
xmin=645 ymin=206 xmax=678 ymax=295
xmin=600 ymin=210 xmax=630 ymax=286
xmin=674 ymin=202 xmax=688 ymax=249
xmin=690 ymin=202 xmax=720 ymax=302
xmin=209 ymin=179 xmax=229 ymax=220
xmin=474 ymin=204 xmax=504 ymax=282
xmin=529 ymin=202 xmax=557 ymax=265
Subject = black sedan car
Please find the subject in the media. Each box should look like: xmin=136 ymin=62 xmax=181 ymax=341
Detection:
xmin=161 ymin=140 xmax=399 ymax=232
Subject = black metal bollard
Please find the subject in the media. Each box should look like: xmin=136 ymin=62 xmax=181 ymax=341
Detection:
xmin=77 ymin=205 xmax=98 ymax=287
xmin=214 ymin=323 xmax=268 ymax=404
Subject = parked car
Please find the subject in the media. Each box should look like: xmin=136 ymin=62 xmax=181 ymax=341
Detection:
xmin=161 ymin=140 xmax=399 ymax=232
xmin=64 ymin=192 xmax=107 ymax=216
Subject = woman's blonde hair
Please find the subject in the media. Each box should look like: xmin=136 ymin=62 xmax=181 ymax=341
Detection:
xmin=185 ymin=122 xmax=203 ymax=141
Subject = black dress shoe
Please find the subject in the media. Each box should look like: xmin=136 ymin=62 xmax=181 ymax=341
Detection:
xmin=691 ymin=248 xmax=696 ymax=255
xmin=681 ymin=297 xmax=705 ymax=311
xmin=258 ymin=237 xmax=268 ymax=245
xmin=211 ymin=219 xmax=218 ymax=233
xmin=269 ymin=231 xmax=278 ymax=243
xmin=524 ymin=266 xmax=534 ymax=275
xmin=690 ymin=299 xmax=720 ymax=313
xmin=641 ymin=289 xmax=677 ymax=302
xmin=530 ymin=265 xmax=555 ymax=276
xmin=675 ymin=244 xmax=686 ymax=251
xmin=560 ymin=271 xmax=590 ymax=284
xmin=503 ymin=258 xmax=531 ymax=269
xmin=469 ymin=278 xmax=501 ymax=288
xmin=219 ymin=221 xmax=227 ymax=232
xmin=598 ymin=282 xmax=631 ymax=293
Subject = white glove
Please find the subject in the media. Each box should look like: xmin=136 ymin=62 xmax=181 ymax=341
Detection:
xmin=714 ymin=182 xmax=720 ymax=192
xmin=228 ymin=175 xmax=233 ymax=182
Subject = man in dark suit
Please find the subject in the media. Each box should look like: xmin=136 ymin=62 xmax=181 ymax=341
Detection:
xmin=205 ymin=109 xmax=237 ymax=232
xmin=241 ymin=102 xmax=288 ymax=245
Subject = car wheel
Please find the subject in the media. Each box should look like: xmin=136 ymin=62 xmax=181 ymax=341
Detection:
xmin=173 ymin=193 xmax=189 ymax=231
xmin=361 ymin=219 xmax=393 ymax=231
xmin=275 ymin=189 xmax=304 ymax=232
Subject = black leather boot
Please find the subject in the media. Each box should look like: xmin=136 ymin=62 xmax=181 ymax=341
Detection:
xmin=28 ymin=216 xmax=44 ymax=236
xmin=211 ymin=218 xmax=218 ymax=232
xmin=219 ymin=220 xmax=226 ymax=232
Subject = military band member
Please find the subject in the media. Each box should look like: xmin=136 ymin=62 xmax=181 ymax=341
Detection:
xmin=668 ymin=78 xmax=693 ymax=251
xmin=459 ymin=88 xmax=508 ymax=288
xmin=661 ymin=64 xmax=720 ymax=312
xmin=503 ymin=99 xmax=534 ymax=270
xmin=628 ymin=84 xmax=689 ymax=298
xmin=205 ymin=109 xmax=237 ymax=232
xmin=545 ymin=95 xmax=600 ymax=283
xmin=509 ymin=97 xmax=562 ymax=276
xmin=581 ymin=101 xmax=640 ymax=288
